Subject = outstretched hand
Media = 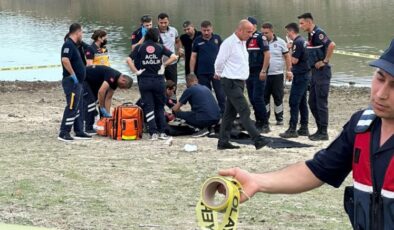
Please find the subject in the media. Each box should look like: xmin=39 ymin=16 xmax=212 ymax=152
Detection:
xmin=219 ymin=167 xmax=261 ymax=203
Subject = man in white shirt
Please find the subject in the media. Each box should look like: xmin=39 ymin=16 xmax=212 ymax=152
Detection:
xmin=214 ymin=20 xmax=270 ymax=150
xmin=157 ymin=13 xmax=181 ymax=92
xmin=262 ymin=23 xmax=293 ymax=126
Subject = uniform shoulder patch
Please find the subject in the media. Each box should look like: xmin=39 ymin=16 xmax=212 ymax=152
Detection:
xmin=262 ymin=35 xmax=267 ymax=41
xmin=214 ymin=38 xmax=219 ymax=44
xmin=319 ymin=33 xmax=325 ymax=40
xmin=63 ymin=48 xmax=69 ymax=54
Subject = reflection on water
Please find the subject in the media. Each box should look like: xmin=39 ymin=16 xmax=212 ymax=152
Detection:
xmin=1 ymin=0 xmax=393 ymax=86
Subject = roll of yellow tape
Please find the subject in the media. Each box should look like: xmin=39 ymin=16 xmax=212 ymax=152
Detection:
xmin=196 ymin=177 xmax=242 ymax=230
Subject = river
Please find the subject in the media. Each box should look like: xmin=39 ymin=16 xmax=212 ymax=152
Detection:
xmin=1 ymin=0 xmax=393 ymax=86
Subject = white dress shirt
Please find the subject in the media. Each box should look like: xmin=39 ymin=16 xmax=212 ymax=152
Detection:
xmin=214 ymin=33 xmax=249 ymax=80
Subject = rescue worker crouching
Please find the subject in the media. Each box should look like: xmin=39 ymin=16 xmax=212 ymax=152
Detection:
xmin=127 ymin=28 xmax=178 ymax=141
xmin=83 ymin=65 xmax=133 ymax=134
xmin=86 ymin=29 xmax=110 ymax=66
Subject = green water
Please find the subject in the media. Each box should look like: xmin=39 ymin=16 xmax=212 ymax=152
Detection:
xmin=1 ymin=0 xmax=393 ymax=85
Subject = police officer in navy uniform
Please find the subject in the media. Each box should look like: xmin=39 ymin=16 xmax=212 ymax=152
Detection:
xmin=131 ymin=15 xmax=153 ymax=51
xmin=218 ymin=40 xmax=394 ymax=230
xmin=245 ymin=17 xmax=271 ymax=133
xmin=190 ymin=20 xmax=226 ymax=114
xmin=298 ymin=13 xmax=336 ymax=141
xmin=58 ymin=23 xmax=92 ymax=142
xmin=280 ymin=23 xmax=310 ymax=138
xmin=83 ymin=65 xmax=133 ymax=133
xmin=127 ymin=28 xmax=178 ymax=140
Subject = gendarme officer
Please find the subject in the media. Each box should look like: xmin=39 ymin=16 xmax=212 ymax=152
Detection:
xmin=298 ymin=12 xmax=336 ymax=141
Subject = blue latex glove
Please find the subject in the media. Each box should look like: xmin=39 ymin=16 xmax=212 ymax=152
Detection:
xmin=70 ymin=74 xmax=79 ymax=85
xmin=100 ymin=107 xmax=112 ymax=117
xmin=141 ymin=27 xmax=148 ymax=37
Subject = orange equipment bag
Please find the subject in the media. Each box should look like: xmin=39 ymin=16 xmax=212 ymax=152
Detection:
xmin=96 ymin=118 xmax=113 ymax=136
xmin=111 ymin=103 xmax=144 ymax=140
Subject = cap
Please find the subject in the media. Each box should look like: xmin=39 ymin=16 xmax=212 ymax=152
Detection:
xmin=247 ymin=16 xmax=258 ymax=25
xmin=370 ymin=39 xmax=394 ymax=77
xmin=183 ymin=20 xmax=192 ymax=28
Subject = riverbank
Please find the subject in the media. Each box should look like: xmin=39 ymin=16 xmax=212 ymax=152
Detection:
xmin=0 ymin=81 xmax=370 ymax=229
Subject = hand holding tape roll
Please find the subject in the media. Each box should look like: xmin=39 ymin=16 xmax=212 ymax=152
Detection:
xmin=196 ymin=176 xmax=249 ymax=230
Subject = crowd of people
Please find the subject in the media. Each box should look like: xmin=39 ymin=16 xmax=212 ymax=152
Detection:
xmin=57 ymin=12 xmax=336 ymax=148
xmin=55 ymin=10 xmax=394 ymax=228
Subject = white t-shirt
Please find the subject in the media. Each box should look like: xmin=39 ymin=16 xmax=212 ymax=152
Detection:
xmin=268 ymin=35 xmax=289 ymax=75
xmin=160 ymin=26 xmax=178 ymax=65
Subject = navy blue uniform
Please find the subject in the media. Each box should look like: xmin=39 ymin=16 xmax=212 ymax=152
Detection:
xmin=83 ymin=65 xmax=121 ymax=130
xmin=308 ymin=26 xmax=333 ymax=130
xmin=131 ymin=26 xmax=145 ymax=46
xmin=246 ymin=31 xmax=270 ymax=127
xmin=59 ymin=38 xmax=86 ymax=135
xmin=192 ymin=34 xmax=225 ymax=114
xmin=289 ymin=35 xmax=310 ymax=128
xmin=130 ymin=41 xmax=173 ymax=135
xmin=176 ymin=84 xmax=220 ymax=129
xmin=180 ymin=30 xmax=202 ymax=75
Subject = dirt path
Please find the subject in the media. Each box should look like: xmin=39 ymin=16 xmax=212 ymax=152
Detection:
xmin=0 ymin=81 xmax=370 ymax=229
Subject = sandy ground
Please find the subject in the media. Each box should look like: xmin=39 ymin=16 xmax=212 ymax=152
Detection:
xmin=0 ymin=81 xmax=371 ymax=230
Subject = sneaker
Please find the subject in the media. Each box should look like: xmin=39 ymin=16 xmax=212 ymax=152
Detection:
xmin=58 ymin=132 xmax=74 ymax=142
xmin=192 ymin=128 xmax=210 ymax=138
xmin=150 ymin=133 xmax=159 ymax=141
xmin=276 ymin=120 xmax=284 ymax=126
xmin=159 ymin=133 xmax=170 ymax=140
xmin=85 ymin=129 xmax=97 ymax=136
xmin=74 ymin=132 xmax=92 ymax=140
xmin=217 ymin=142 xmax=240 ymax=150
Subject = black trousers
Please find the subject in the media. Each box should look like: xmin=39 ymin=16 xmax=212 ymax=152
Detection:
xmin=309 ymin=65 xmax=331 ymax=128
xmin=59 ymin=77 xmax=84 ymax=134
xmin=264 ymin=74 xmax=284 ymax=122
xmin=219 ymin=78 xmax=260 ymax=144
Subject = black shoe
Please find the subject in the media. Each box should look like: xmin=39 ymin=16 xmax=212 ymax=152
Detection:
xmin=58 ymin=132 xmax=74 ymax=142
xmin=261 ymin=124 xmax=271 ymax=134
xmin=74 ymin=132 xmax=92 ymax=140
xmin=254 ymin=136 xmax=271 ymax=150
xmin=217 ymin=142 xmax=240 ymax=150
xmin=192 ymin=128 xmax=210 ymax=138
xmin=85 ymin=129 xmax=97 ymax=136
xmin=309 ymin=132 xmax=329 ymax=141
xmin=279 ymin=127 xmax=299 ymax=138
xmin=297 ymin=126 xmax=310 ymax=136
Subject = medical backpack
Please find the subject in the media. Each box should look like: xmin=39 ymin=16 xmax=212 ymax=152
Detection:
xmin=111 ymin=103 xmax=144 ymax=140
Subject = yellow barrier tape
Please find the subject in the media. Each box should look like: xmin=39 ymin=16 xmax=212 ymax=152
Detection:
xmin=0 ymin=64 xmax=62 ymax=71
xmin=0 ymin=50 xmax=379 ymax=72
xmin=333 ymin=50 xmax=380 ymax=59
xmin=196 ymin=177 xmax=242 ymax=230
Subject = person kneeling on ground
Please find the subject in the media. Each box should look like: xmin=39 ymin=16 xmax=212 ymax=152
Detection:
xmin=84 ymin=65 xmax=133 ymax=134
xmin=172 ymin=73 xmax=220 ymax=137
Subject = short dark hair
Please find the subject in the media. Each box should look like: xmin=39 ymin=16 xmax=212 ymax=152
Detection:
xmin=166 ymin=80 xmax=176 ymax=90
xmin=186 ymin=73 xmax=198 ymax=83
xmin=158 ymin=13 xmax=169 ymax=20
xmin=285 ymin=22 xmax=299 ymax=33
xmin=141 ymin=15 xmax=152 ymax=23
xmin=183 ymin=20 xmax=192 ymax=28
xmin=91 ymin=30 xmax=107 ymax=41
xmin=145 ymin=28 xmax=160 ymax=42
xmin=262 ymin=22 xmax=273 ymax=30
xmin=200 ymin=20 xmax=212 ymax=28
xmin=65 ymin=23 xmax=82 ymax=41
xmin=297 ymin=12 xmax=314 ymax=20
